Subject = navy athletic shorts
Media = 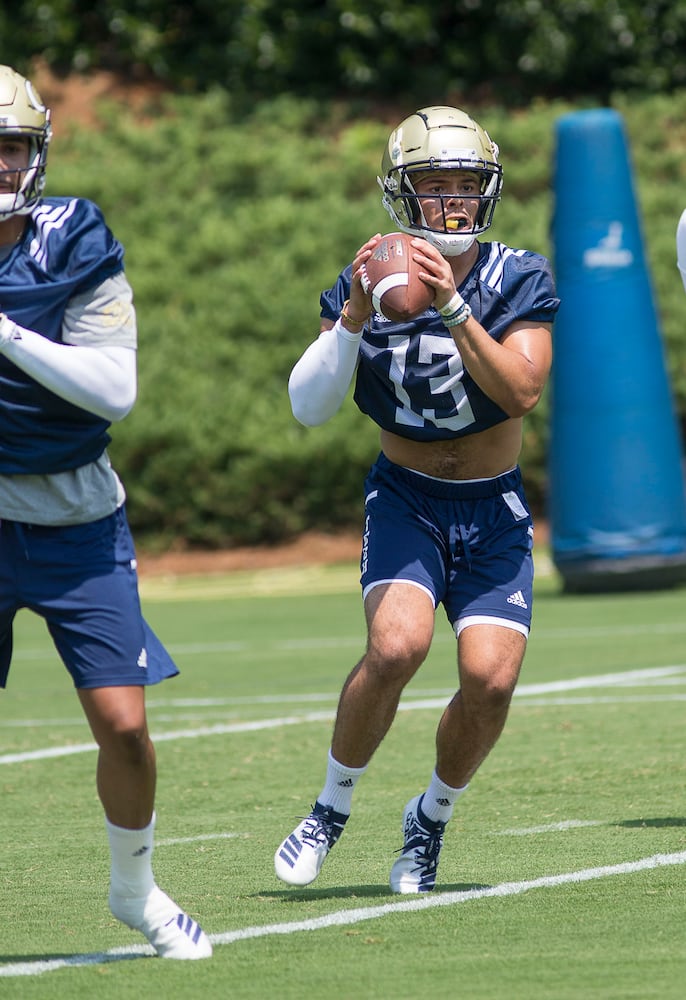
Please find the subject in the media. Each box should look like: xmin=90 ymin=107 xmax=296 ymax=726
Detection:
xmin=360 ymin=452 xmax=535 ymax=635
xmin=0 ymin=506 xmax=179 ymax=689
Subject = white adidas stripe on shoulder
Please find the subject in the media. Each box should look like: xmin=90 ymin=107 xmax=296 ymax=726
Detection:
xmin=478 ymin=242 xmax=526 ymax=294
xmin=29 ymin=199 xmax=79 ymax=269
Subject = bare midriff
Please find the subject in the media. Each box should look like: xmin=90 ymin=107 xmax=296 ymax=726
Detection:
xmin=380 ymin=419 xmax=523 ymax=480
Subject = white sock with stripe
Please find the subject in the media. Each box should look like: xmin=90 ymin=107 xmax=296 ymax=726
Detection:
xmin=420 ymin=770 xmax=469 ymax=824
xmin=317 ymin=749 xmax=368 ymax=815
xmin=106 ymin=813 xmax=212 ymax=959
xmin=107 ymin=813 xmax=156 ymax=900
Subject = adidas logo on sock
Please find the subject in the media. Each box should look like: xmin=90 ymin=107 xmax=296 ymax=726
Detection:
xmin=436 ymin=797 xmax=450 ymax=806
xmin=133 ymin=845 xmax=150 ymax=857
xmin=337 ymin=778 xmax=354 ymax=787
xmin=506 ymin=590 xmax=528 ymax=609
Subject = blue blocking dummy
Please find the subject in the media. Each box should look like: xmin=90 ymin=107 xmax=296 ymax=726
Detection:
xmin=549 ymin=108 xmax=686 ymax=591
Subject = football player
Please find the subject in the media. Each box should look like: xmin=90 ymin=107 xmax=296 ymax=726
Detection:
xmin=276 ymin=106 xmax=560 ymax=893
xmin=0 ymin=65 xmax=211 ymax=958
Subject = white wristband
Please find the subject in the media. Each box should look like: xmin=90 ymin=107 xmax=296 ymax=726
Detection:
xmin=438 ymin=291 xmax=466 ymax=317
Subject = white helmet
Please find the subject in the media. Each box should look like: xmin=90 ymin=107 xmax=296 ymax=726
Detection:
xmin=378 ymin=106 xmax=502 ymax=256
xmin=0 ymin=65 xmax=51 ymax=219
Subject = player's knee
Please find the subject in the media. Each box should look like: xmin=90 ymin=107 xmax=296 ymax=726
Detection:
xmin=468 ymin=668 xmax=517 ymax=714
xmin=486 ymin=676 xmax=516 ymax=713
xmin=365 ymin=633 xmax=429 ymax=685
xmin=100 ymin=719 xmax=152 ymax=765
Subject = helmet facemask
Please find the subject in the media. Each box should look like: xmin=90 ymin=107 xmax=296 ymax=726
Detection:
xmin=0 ymin=66 xmax=51 ymax=220
xmin=378 ymin=107 xmax=503 ymax=257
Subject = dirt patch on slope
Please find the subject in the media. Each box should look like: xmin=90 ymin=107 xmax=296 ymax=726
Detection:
xmin=136 ymin=531 xmax=363 ymax=577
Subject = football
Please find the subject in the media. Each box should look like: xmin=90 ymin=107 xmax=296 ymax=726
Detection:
xmin=361 ymin=232 xmax=434 ymax=323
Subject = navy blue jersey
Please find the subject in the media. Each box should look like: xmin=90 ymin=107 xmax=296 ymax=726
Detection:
xmin=320 ymin=241 xmax=560 ymax=442
xmin=0 ymin=198 xmax=124 ymax=474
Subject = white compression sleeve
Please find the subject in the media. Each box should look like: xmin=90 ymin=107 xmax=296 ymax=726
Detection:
xmin=677 ymin=209 xmax=686 ymax=293
xmin=288 ymin=319 xmax=362 ymax=426
xmin=0 ymin=314 xmax=137 ymax=421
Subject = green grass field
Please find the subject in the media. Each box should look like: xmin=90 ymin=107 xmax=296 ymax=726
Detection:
xmin=1 ymin=549 xmax=685 ymax=998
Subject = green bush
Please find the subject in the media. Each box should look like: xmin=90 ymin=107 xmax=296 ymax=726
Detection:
xmin=43 ymin=89 xmax=686 ymax=549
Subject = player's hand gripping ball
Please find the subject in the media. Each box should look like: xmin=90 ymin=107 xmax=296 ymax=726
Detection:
xmin=361 ymin=233 xmax=434 ymax=323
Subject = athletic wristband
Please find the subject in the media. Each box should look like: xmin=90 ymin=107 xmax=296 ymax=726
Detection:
xmin=443 ymin=302 xmax=472 ymax=327
xmin=438 ymin=291 xmax=466 ymax=317
xmin=340 ymin=299 xmax=368 ymax=330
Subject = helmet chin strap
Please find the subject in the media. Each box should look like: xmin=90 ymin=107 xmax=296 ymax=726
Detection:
xmin=0 ymin=161 xmax=40 ymax=219
xmin=0 ymin=193 xmax=28 ymax=219
xmin=380 ymin=186 xmax=477 ymax=257
xmin=424 ymin=232 xmax=476 ymax=257
xmin=416 ymin=201 xmax=475 ymax=256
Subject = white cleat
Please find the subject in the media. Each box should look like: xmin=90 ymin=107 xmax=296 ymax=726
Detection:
xmin=389 ymin=795 xmax=446 ymax=894
xmin=274 ymin=802 xmax=347 ymax=886
xmin=109 ymin=885 xmax=212 ymax=959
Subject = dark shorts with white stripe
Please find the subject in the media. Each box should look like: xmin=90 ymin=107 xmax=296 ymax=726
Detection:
xmin=360 ymin=453 xmax=534 ymax=636
xmin=0 ymin=506 xmax=179 ymax=689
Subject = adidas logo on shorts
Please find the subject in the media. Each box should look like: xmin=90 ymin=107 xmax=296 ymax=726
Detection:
xmin=506 ymin=590 xmax=528 ymax=609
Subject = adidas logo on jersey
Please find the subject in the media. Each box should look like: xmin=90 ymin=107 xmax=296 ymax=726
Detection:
xmin=506 ymin=590 xmax=528 ymax=609
xmin=137 ymin=647 xmax=148 ymax=669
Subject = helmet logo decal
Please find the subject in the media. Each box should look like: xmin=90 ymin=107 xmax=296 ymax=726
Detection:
xmin=439 ymin=147 xmax=479 ymax=161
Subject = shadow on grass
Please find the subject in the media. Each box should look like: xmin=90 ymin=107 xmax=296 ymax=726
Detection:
xmin=0 ymin=947 xmax=151 ymax=971
xmin=617 ymin=817 xmax=686 ymax=828
xmin=253 ymin=881 xmax=491 ymax=902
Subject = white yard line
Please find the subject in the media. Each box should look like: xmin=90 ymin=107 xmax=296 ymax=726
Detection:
xmin=10 ymin=620 xmax=686 ymax=663
xmin=1 ymin=665 xmax=685 ymax=764
xmin=155 ymin=832 xmax=239 ymax=845
xmin=495 ymin=819 xmax=604 ymax=835
xmin=1 ymin=664 xmax=684 ymax=976
xmin=1 ymin=849 xmax=684 ymax=977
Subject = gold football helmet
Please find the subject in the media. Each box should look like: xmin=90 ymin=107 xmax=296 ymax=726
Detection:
xmin=378 ymin=106 xmax=502 ymax=256
xmin=0 ymin=65 xmax=51 ymax=218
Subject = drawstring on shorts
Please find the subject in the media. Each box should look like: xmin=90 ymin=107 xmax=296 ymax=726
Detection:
xmin=449 ymin=522 xmax=473 ymax=572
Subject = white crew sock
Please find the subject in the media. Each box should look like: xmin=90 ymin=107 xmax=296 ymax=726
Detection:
xmin=106 ymin=813 xmax=156 ymax=900
xmin=106 ymin=813 xmax=212 ymax=959
xmin=420 ymin=770 xmax=468 ymax=824
xmin=318 ymin=749 xmax=368 ymax=815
